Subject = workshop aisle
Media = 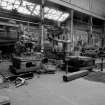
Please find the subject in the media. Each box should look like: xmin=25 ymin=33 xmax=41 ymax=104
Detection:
xmin=0 ymin=62 xmax=105 ymax=105
xmin=0 ymin=72 xmax=105 ymax=105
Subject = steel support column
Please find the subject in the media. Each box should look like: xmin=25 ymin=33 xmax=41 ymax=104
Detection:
xmin=70 ymin=9 xmax=74 ymax=52
xmin=88 ymin=16 xmax=93 ymax=45
xmin=41 ymin=0 xmax=45 ymax=53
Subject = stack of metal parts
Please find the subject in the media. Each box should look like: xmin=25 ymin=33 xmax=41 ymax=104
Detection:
xmin=0 ymin=96 xmax=10 ymax=105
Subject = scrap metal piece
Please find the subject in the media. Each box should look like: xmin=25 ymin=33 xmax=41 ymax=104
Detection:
xmin=15 ymin=77 xmax=25 ymax=88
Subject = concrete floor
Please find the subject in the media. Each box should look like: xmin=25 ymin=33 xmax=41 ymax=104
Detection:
xmin=0 ymin=61 xmax=105 ymax=105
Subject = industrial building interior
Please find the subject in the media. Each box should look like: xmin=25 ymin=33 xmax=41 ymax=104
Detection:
xmin=0 ymin=0 xmax=105 ymax=105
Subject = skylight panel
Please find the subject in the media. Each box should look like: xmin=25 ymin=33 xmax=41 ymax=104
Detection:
xmin=52 ymin=15 xmax=59 ymax=20
xmin=26 ymin=5 xmax=34 ymax=11
xmin=45 ymin=14 xmax=53 ymax=19
xmin=57 ymin=11 xmax=62 ymax=16
xmin=1 ymin=0 xmax=19 ymax=10
xmin=48 ymin=9 xmax=54 ymax=14
xmin=33 ymin=5 xmax=40 ymax=15
xmin=2 ymin=0 xmax=8 ymax=2
xmin=8 ymin=0 xmax=15 ymax=3
xmin=14 ymin=0 xmax=35 ymax=15
xmin=44 ymin=8 xmax=64 ymax=21
xmin=29 ymin=6 xmax=33 ymax=11
xmin=35 ymin=5 xmax=40 ymax=12
xmin=14 ymin=0 xmax=21 ymax=5
xmin=6 ymin=4 xmax=13 ymax=10
xmin=23 ymin=1 xmax=34 ymax=7
xmin=1 ymin=1 xmax=7 ymax=7
xmin=21 ymin=0 xmax=35 ymax=14
xmin=44 ymin=7 xmax=50 ymax=13
xmin=23 ymin=1 xmax=29 ymax=6
xmin=18 ymin=6 xmax=30 ymax=14
xmin=26 ymin=5 xmax=37 ymax=15
xmin=44 ymin=13 xmax=58 ymax=21
xmin=0 ymin=0 xmax=69 ymax=22
xmin=58 ymin=16 xmax=65 ymax=21
xmin=58 ymin=13 xmax=69 ymax=21
xmin=45 ymin=13 xmax=52 ymax=19
xmin=54 ymin=11 xmax=62 ymax=19
xmin=13 ymin=4 xmax=20 ymax=9
xmin=33 ymin=10 xmax=39 ymax=15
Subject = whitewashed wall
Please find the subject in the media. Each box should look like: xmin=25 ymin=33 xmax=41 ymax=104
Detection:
xmin=71 ymin=0 xmax=90 ymax=10
xmin=91 ymin=0 xmax=105 ymax=17
xmin=71 ymin=0 xmax=105 ymax=18
xmin=49 ymin=0 xmax=105 ymax=19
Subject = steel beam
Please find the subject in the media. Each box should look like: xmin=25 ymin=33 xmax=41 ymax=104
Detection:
xmin=40 ymin=0 xmax=45 ymax=53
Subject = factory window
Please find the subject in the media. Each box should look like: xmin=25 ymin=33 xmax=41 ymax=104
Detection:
xmin=0 ymin=0 xmax=69 ymax=22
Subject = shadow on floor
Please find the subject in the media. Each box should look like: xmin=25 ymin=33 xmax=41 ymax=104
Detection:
xmin=84 ymin=71 xmax=105 ymax=84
